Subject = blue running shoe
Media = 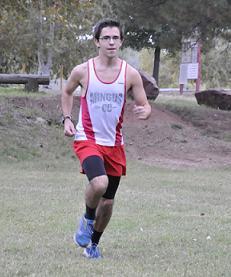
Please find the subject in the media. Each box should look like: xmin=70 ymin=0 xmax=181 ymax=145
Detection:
xmin=83 ymin=243 xmax=102 ymax=259
xmin=73 ymin=215 xmax=94 ymax=247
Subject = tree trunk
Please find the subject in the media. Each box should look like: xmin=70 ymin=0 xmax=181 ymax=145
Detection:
xmin=37 ymin=21 xmax=54 ymax=76
xmin=152 ymin=46 xmax=161 ymax=85
xmin=37 ymin=0 xmax=54 ymax=76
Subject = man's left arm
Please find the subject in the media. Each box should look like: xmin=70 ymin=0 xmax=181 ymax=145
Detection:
xmin=128 ymin=67 xmax=151 ymax=120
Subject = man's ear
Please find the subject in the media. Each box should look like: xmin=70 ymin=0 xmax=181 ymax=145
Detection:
xmin=119 ymin=38 xmax=124 ymax=48
xmin=94 ymin=38 xmax=100 ymax=48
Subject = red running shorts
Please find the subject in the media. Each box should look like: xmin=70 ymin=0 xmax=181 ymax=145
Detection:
xmin=73 ymin=140 xmax=126 ymax=176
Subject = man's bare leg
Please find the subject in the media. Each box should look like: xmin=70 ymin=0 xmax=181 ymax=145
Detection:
xmin=74 ymin=175 xmax=108 ymax=248
xmin=94 ymin=198 xmax=114 ymax=232
xmin=85 ymin=175 xmax=108 ymax=209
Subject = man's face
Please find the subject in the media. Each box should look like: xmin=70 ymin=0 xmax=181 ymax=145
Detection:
xmin=95 ymin=26 xmax=123 ymax=58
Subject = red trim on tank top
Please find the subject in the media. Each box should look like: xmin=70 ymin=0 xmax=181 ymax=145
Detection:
xmin=115 ymin=103 xmax=125 ymax=145
xmin=115 ymin=62 xmax=127 ymax=145
xmin=82 ymin=60 xmax=90 ymax=99
xmin=93 ymin=58 xmax=123 ymax=84
xmin=81 ymin=97 xmax=95 ymax=142
xmin=81 ymin=60 xmax=95 ymax=141
xmin=124 ymin=62 xmax=127 ymax=99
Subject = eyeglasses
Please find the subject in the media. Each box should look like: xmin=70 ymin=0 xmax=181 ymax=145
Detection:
xmin=99 ymin=36 xmax=121 ymax=42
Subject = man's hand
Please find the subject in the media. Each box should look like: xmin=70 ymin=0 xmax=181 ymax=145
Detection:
xmin=133 ymin=104 xmax=151 ymax=120
xmin=64 ymin=119 xmax=76 ymax=137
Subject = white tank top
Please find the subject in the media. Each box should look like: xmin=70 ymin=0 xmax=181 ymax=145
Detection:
xmin=75 ymin=58 xmax=127 ymax=146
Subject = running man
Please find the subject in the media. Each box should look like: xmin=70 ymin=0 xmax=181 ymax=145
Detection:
xmin=61 ymin=19 xmax=151 ymax=259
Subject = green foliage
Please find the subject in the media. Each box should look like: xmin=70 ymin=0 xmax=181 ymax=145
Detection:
xmin=202 ymin=38 xmax=231 ymax=88
xmin=138 ymin=48 xmax=154 ymax=74
xmin=1 ymin=0 xmax=230 ymax=87
xmin=138 ymin=37 xmax=231 ymax=88
xmin=110 ymin=0 xmax=231 ymax=84
xmin=0 ymin=0 xmax=108 ymax=76
xmin=111 ymin=0 xmax=231 ymax=52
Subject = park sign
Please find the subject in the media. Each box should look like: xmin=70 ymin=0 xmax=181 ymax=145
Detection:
xmin=179 ymin=37 xmax=201 ymax=93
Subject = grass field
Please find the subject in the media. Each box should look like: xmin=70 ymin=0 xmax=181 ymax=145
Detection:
xmin=1 ymin=159 xmax=231 ymax=277
xmin=0 ymin=88 xmax=231 ymax=276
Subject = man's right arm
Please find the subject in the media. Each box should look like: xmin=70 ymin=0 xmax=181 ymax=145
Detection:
xmin=61 ymin=66 xmax=81 ymax=136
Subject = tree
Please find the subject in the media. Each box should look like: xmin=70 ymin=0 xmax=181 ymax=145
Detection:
xmin=110 ymin=0 xmax=231 ymax=85
xmin=0 ymin=0 xmax=108 ymax=76
xmin=202 ymin=38 xmax=231 ymax=88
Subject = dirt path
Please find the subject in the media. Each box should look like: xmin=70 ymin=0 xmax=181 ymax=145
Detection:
xmin=123 ymin=101 xmax=231 ymax=168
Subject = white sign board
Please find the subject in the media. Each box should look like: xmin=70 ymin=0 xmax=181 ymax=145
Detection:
xmin=179 ymin=64 xmax=188 ymax=84
xmin=191 ymin=46 xmax=198 ymax=63
xmin=179 ymin=37 xmax=201 ymax=92
xmin=179 ymin=63 xmax=199 ymax=84
xmin=187 ymin=63 xmax=198 ymax=79
xmin=181 ymin=41 xmax=198 ymax=64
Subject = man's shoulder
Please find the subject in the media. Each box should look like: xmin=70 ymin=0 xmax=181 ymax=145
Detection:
xmin=73 ymin=61 xmax=88 ymax=72
xmin=126 ymin=63 xmax=140 ymax=78
xmin=71 ymin=61 xmax=89 ymax=79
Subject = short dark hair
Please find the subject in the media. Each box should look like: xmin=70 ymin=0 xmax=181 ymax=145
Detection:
xmin=93 ymin=19 xmax=124 ymax=41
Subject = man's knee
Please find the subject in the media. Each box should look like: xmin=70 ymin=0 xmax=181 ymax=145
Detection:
xmin=99 ymin=199 xmax=114 ymax=217
xmin=90 ymin=175 xmax=108 ymax=195
xmin=101 ymin=198 xmax=114 ymax=214
xmin=102 ymin=198 xmax=114 ymax=209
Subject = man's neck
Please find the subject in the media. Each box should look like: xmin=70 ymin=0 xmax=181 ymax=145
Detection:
xmin=95 ymin=55 xmax=120 ymax=68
